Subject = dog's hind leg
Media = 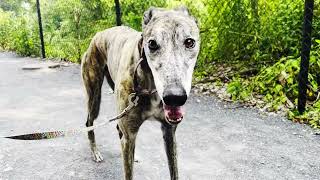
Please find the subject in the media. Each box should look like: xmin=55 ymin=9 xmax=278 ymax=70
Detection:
xmin=82 ymin=52 xmax=105 ymax=162
xmin=161 ymin=123 xmax=179 ymax=180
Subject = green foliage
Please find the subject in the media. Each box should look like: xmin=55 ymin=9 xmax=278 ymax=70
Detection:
xmin=0 ymin=0 xmax=166 ymax=62
xmin=0 ymin=9 xmax=12 ymax=49
xmin=226 ymin=48 xmax=320 ymax=126
xmin=122 ymin=0 xmax=166 ymax=31
xmin=37 ymin=0 xmax=114 ymax=62
xmin=227 ymin=77 xmax=251 ymax=101
xmin=10 ymin=16 xmax=40 ymax=56
xmin=288 ymin=101 xmax=320 ymax=129
xmin=0 ymin=0 xmax=31 ymax=13
xmin=196 ymin=0 xmax=307 ymax=67
xmin=0 ymin=6 xmax=39 ymax=56
xmin=1 ymin=0 xmax=319 ymax=63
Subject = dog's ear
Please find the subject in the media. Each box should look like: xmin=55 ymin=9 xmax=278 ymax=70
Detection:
xmin=174 ymin=6 xmax=191 ymax=16
xmin=143 ymin=7 xmax=164 ymax=28
xmin=175 ymin=6 xmax=199 ymax=26
xmin=143 ymin=7 xmax=155 ymax=27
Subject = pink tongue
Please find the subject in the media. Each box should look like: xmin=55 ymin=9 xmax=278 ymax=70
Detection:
xmin=164 ymin=105 xmax=184 ymax=120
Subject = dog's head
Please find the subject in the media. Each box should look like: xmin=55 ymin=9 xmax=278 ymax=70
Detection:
xmin=142 ymin=6 xmax=200 ymax=124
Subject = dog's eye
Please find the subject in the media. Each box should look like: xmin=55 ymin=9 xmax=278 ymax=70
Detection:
xmin=148 ymin=40 xmax=159 ymax=51
xmin=184 ymin=38 xmax=195 ymax=49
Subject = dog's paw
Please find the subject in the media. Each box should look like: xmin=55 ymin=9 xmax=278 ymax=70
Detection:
xmin=92 ymin=150 xmax=104 ymax=163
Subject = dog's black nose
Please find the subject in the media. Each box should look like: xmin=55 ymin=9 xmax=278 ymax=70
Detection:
xmin=163 ymin=85 xmax=187 ymax=106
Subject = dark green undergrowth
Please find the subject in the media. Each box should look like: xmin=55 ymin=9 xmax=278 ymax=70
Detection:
xmin=193 ymin=0 xmax=320 ymax=128
xmin=224 ymin=41 xmax=320 ymax=128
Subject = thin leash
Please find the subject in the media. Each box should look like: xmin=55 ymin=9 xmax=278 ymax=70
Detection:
xmin=3 ymin=43 xmax=157 ymax=140
xmin=3 ymin=93 xmax=139 ymax=140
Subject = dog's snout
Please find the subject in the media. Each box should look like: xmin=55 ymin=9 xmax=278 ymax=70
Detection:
xmin=163 ymin=85 xmax=187 ymax=106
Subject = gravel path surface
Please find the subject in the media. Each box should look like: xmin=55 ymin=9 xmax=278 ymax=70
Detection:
xmin=0 ymin=52 xmax=319 ymax=180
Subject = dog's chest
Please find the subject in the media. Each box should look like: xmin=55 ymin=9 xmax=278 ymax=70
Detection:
xmin=141 ymin=95 xmax=164 ymax=120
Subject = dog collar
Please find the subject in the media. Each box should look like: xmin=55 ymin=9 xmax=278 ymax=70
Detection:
xmin=133 ymin=47 xmax=157 ymax=96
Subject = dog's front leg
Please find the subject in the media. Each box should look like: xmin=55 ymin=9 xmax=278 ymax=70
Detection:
xmin=121 ymin=134 xmax=136 ymax=180
xmin=161 ymin=123 xmax=179 ymax=180
xmin=118 ymin=118 xmax=141 ymax=180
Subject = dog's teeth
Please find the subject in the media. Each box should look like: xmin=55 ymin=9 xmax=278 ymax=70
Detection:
xmin=166 ymin=116 xmax=183 ymax=124
xmin=168 ymin=118 xmax=182 ymax=122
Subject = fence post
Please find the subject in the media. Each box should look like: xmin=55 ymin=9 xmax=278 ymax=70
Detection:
xmin=36 ymin=0 xmax=45 ymax=58
xmin=114 ymin=0 xmax=122 ymax=26
xmin=298 ymin=0 xmax=314 ymax=113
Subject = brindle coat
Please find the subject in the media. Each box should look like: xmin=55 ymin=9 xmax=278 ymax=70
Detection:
xmin=81 ymin=7 xmax=199 ymax=180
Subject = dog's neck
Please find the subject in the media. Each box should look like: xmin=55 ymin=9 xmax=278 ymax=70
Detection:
xmin=133 ymin=37 xmax=156 ymax=95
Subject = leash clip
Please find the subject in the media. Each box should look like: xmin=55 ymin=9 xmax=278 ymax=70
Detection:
xmin=128 ymin=93 xmax=139 ymax=108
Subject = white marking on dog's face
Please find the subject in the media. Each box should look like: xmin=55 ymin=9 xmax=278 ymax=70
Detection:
xmin=142 ymin=7 xmax=200 ymax=100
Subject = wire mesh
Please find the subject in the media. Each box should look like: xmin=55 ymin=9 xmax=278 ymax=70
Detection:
xmin=189 ymin=0 xmax=317 ymax=113
xmin=36 ymin=0 xmax=319 ymax=112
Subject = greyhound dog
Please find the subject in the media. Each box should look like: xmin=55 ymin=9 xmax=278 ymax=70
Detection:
xmin=81 ymin=6 xmax=200 ymax=180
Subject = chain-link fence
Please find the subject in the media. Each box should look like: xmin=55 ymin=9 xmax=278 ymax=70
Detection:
xmin=0 ymin=0 xmax=318 ymax=115
xmin=90 ymin=0 xmax=319 ymax=113
xmin=113 ymin=0 xmax=318 ymax=113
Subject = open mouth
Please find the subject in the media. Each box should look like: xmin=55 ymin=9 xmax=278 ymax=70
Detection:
xmin=163 ymin=105 xmax=184 ymax=125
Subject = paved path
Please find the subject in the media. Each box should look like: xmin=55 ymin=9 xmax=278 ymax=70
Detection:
xmin=0 ymin=52 xmax=319 ymax=180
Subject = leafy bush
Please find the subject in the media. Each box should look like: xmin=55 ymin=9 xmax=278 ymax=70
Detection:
xmin=289 ymin=101 xmax=320 ymax=129
xmin=0 ymin=9 xmax=13 ymax=49
xmin=0 ymin=0 xmax=167 ymax=62
xmin=197 ymin=0 xmax=306 ymax=66
xmin=10 ymin=16 xmax=40 ymax=56
xmin=0 ymin=13 xmax=39 ymax=56
xmin=122 ymin=0 xmax=166 ymax=31
xmin=1 ymin=0 xmax=313 ymax=64
xmin=226 ymin=45 xmax=320 ymax=126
